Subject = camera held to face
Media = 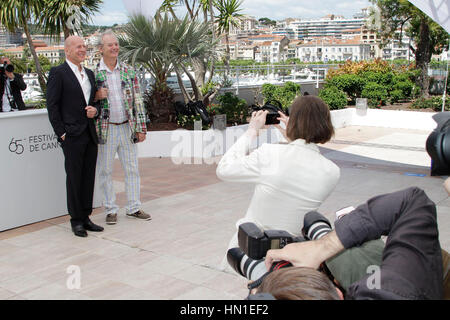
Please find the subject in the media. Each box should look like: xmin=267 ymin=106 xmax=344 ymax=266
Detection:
xmin=251 ymin=100 xmax=286 ymax=125
xmin=0 ymin=63 xmax=14 ymax=74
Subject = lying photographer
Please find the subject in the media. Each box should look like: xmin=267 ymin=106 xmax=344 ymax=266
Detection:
xmin=216 ymin=96 xmax=340 ymax=252
xmin=260 ymin=186 xmax=444 ymax=299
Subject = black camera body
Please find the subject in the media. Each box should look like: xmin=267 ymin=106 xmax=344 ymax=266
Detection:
xmin=426 ymin=112 xmax=450 ymax=176
xmin=251 ymin=100 xmax=285 ymax=125
xmin=0 ymin=63 xmax=14 ymax=74
xmin=228 ymin=211 xmax=333 ymax=285
xmin=238 ymin=222 xmax=305 ymax=260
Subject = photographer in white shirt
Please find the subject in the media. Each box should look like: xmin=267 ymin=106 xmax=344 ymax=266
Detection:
xmin=217 ymin=95 xmax=340 ymax=259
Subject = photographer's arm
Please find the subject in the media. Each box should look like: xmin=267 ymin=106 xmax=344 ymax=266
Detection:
xmin=444 ymin=177 xmax=450 ymax=196
xmin=10 ymin=73 xmax=26 ymax=91
xmin=336 ymin=187 xmax=442 ymax=299
xmin=216 ymin=111 xmax=268 ymax=183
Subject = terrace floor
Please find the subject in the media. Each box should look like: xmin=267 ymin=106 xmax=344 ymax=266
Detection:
xmin=0 ymin=125 xmax=449 ymax=300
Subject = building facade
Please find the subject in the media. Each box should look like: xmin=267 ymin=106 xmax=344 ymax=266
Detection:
xmin=296 ymin=37 xmax=371 ymax=62
xmin=0 ymin=25 xmax=23 ymax=47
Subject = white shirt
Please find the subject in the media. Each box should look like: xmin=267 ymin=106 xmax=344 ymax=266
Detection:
xmin=216 ymin=132 xmax=341 ymax=248
xmin=2 ymin=78 xmax=13 ymax=112
xmin=98 ymin=58 xmax=127 ymax=123
xmin=66 ymin=59 xmax=91 ymax=105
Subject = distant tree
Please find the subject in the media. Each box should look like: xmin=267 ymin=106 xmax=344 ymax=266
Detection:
xmin=0 ymin=0 xmax=47 ymax=92
xmin=30 ymin=55 xmax=52 ymax=73
xmin=370 ymin=0 xmax=448 ymax=98
xmin=258 ymin=17 xmax=276 ymax=27
xmin=120 ymin=14 xmax=216 ymax=121
xmin=39 ymin=0 xmax=103 ymax=39
xmin=215 ymin=0 xmax=244 ymax=77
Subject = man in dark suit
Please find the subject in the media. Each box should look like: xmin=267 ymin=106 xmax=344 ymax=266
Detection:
xmin=47 ymin=35 xmax=104 ymax=237
xmin=0 ymin=56 xmax=27 ymax=112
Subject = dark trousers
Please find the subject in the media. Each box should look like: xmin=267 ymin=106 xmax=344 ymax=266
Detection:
xmin=61 ymin=128 xmax=98 ymax=226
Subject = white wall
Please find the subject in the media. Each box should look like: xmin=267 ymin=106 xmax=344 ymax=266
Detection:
xmin=0 ymin=110 xmax=68 ymax=231
xmin=0 ymin=110 xmax=102 ymax=231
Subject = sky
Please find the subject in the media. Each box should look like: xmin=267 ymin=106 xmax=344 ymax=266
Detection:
xmin=91 ymin=0 xmax=373 ymax=26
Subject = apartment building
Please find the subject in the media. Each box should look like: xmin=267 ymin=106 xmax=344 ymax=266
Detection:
xmin=3 ymin=45 xmax=65 ymax=64
xmin=0 ymin=25 xmax=23 ymax=48
xmin=296 ymin=37 xmax=371 ymax=62
xmin=229 ymin=15 xmax=259 ymax=35
xmin=381 ymin=33 xmax=414 ymax=61
xmin=291 ymin=12 xmax=368 ymax=40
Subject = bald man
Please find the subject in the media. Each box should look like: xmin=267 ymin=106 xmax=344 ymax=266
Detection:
xmin=47 ymin=36 xmax=103 ymax=237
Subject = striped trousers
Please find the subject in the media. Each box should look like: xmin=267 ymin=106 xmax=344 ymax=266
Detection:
xmin=96 ymin=123 xmax=141 ymax=215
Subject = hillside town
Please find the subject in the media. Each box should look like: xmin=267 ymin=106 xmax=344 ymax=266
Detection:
xmin=2 ymin=8 xmax=447 ymax=70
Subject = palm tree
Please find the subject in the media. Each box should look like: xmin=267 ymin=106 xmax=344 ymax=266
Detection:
xmin=119 ymin=13 xmax=217 ymax=121
xmin=0 ymin=0 xmax=47 ymax=92
xmin=215 ymin=0 xmax=243 ymax=76
xmin=39 ymin=0 xmax=103 ymax=40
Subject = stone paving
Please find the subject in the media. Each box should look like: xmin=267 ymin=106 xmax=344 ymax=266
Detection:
xmin=0 ymin=125 xmax=449 ymax=300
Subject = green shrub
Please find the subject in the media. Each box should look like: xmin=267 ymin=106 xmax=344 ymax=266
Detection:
xmin=361 ymin=82 xmax=388 ymax=107
xmin=216 ymin=92 xmax=249 ymax=124
xmin=361 ymin=71 xmax=394 ymax=87
xmin=392 ymin=80 xmax=414 ymax=99
xmin=177 ymin=114 xmax=210 ymax=130
xmin=325 ymin=73 xmax=365 ymax=103
xmin=200 ymin=81 xmax=218 ymax=96
xmin=261 ymin=81 xmax=301 ymax=111
xmin=319 ymin=86 xmax=348 ymax=110
xmin=411 ymin=96 xmax=450 ymax=111
xmin=390 ymin=89 xmax=404 ymax=103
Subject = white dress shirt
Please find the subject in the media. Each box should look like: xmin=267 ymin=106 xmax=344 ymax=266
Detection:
xmin=66 ymin=59 xmax=91 ymax=105
xmin=2 ymin=78 xmax=13 ymax=112
xmin=98 ymin=58 xmax=127 ymax=123
xmin=216 ymin=132 xmax=340 ymax=248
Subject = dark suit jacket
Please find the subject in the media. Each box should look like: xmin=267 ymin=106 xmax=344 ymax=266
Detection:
xmin=0 ymin=72 xmax=27 ymax=111
xmin=46 ymin=62 xmax=99 ymax=144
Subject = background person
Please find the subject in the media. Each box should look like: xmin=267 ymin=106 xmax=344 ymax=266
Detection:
xmin=0 ymin=56 xmax=26 ymax=112
xmin=46 ymin=36 xmax=103 ymax=238
xmin=94 ymin=30 xmax=150 ymax=225
xmin=217 ymin=95 xmax=340 ymax=264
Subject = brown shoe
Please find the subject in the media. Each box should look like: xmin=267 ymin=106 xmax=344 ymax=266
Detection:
xmin=126 ymin=210 xmax=151 ymax=221
xmin=106 ymin=213 xmax=117 ymax=225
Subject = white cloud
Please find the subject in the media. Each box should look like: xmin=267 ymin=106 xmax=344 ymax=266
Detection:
xmin=91 ymin=11 xmax=129 ymax=26
xmin=237 ymin=0 xmax=371 ymax=20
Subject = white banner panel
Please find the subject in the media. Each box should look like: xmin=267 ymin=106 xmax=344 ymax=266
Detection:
xmin=0 ymin=110 xmax=101 ymax=231
xmin=409 ymin=0 xmax=450 ymax=33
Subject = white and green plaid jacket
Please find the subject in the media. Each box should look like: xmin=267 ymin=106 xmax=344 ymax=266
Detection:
xmin=94 ymin=61 xmax=147 ymax=144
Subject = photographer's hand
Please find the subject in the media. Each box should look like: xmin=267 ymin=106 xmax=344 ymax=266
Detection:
xmin=274 ymin=111 xmax=289 ymax=142
xmin=265 ymin=230 xmax=344 ymax=270
xmin=5 ymin=70 xmax=14 ymax=80
xmin=247 ymin=110 xmax=268 ymax=138
xmin=444 ymin=177 xmax=450 ymax=196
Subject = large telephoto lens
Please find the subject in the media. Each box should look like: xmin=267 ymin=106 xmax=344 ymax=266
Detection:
xmin=227 ymin=248 xmax=267 ymax=281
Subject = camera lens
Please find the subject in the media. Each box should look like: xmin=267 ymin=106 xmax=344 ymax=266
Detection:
xmin=227 ymin=248 xmax=267 ymax=281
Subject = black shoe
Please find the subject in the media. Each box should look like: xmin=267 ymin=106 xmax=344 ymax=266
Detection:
xmin=83 ymin=219 xmax=104 ymax=232
xmin=72 ymin=224 xmax=88 ymax=237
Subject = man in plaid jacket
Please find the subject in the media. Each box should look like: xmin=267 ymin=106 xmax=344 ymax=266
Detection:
xmin=94 ymin=30 xmax=151 ymax=225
